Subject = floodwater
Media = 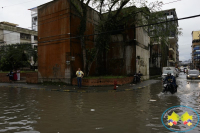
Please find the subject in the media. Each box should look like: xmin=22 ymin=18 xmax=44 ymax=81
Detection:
xmin=0 ymin=72 xmax=200 ymax=133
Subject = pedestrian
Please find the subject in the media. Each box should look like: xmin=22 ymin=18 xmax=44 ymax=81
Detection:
xmin=8 ymin=70 xmax=13 ymax=83
xmin=76 ymin=68 xmax=84 ymax=88
xmin=17 ymin=69 xmax=20 ymax=81
xmin=13 ymin=69 xmax=17 ymax=81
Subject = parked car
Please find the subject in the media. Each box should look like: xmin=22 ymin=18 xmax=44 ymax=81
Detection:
xmin=187 ymin=70 xmax=200 ymax=79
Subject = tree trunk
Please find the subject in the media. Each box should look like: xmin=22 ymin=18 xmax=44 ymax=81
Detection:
xmin=87 ymin=49 xmax=99 ymax=76
xmin=81 ymin=36 xmax=87 ymax=74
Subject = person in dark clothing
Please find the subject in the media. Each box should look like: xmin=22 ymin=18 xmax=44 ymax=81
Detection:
xmin=8 ymin=70 xmax=13 ymax=82
xmin=163 ymin=73 xmax=177 ymax=93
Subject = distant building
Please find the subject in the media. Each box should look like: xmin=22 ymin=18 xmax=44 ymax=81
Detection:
xmin=29 ymin=7 xmax=38 ymax=31
xmin=192 ymin=31 xmax=200 ymax=69
xmin=0 ymin=21 xmax=38 ymax=66
xmin=149 ymin=8 xmax=179 ymax=75
xmin=0 ymin=21 xmax=37 ymax=45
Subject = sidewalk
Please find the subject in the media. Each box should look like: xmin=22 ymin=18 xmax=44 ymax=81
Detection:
xmin=0 ymin=78 xmax=161 ymax=92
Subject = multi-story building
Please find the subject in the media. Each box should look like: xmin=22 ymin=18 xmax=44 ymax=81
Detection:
xmin=0 ymin=21 xmax=38 ymax=66
xmin=149 ymin=8 xmax=179 ymax=75
xmin=0 ymin=21 xmax=37 ymax=45
xmin=192 ymin=31 xmax=200 ymax=69
xmin=32 ymin=0 xmax=151 ymax=84
xmin=29 ymin=7 xmax=38 ymax=31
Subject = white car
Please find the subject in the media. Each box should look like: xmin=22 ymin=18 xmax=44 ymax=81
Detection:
xmin=187 ymin=70 xmax=200 ymax=79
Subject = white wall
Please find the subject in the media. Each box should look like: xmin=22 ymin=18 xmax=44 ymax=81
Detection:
xmin=3 ymin=30 xmax=20 ymax=45
xmin=136 ymin=28 xmax=150 ymax=80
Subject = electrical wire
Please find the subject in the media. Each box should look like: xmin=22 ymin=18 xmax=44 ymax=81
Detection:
xmin=0 ymin=0 xmax=183 ymax=37
xmin=163 ymin=0 xmax=182 ymax=5
xmin=0 ymin=13 xmax=199 ymax=47
xmin=2 ymin=0 xmax=39 ymax=8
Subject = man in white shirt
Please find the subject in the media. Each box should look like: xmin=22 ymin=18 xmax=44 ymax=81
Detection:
xmin=76 ymin=68 xmax=84 ymax=88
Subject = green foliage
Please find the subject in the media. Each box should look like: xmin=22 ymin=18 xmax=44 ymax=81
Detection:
xmin=0 ymin=43 xmax=37 ymax=71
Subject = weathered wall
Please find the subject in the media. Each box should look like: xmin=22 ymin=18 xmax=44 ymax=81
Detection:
xmin=72 ymin=77 xmax=134 ymax=86
xmin=38 ymin=0 xmax=98 ymax=83
xmin=3 ymin=30 xmax=20 ymax=44
xmin=106 ymin=30 xmax=136 ymax=76
xmin=70 ymin=0 xmax=98 ymax=77
xmin=136 ymin=27 xmax=150 ymax=80
xmin=0 ymin=72 xmax=38 ymax=83
xmin=0 ymin=30 xmax=3 ymax=42
xmin=38 ymin=0 xmax=71 ymax=83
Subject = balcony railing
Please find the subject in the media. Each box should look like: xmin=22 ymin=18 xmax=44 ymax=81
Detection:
xmin=194 ymin=56 xmax=200 ymax=59
xmin=193 ymin=52 xmax=200 ymax=55
xmin=169 ymin=48 xmax=175 ymax=53
xmin=194 ymin=47 xmax=200 ymax=51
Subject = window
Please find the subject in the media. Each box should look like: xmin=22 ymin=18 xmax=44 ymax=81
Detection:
xmin=34 ymin=36 xmax=38 ymax=41
xmin=20 ymin=33 xmax=31 ymax=40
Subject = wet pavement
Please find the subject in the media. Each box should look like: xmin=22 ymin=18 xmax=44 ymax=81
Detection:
xmin=0 ymin=73 xmax=200 ymax=133
xmin=0 ymin=79 xmax=160 ymax=93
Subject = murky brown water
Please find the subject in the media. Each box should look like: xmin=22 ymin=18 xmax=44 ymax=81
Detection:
xmin=0 ymin=73 xmax=200 ymax=133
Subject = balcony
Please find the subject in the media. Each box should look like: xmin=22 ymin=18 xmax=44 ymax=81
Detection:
xmin=169 ymin=32 xmax=178 ymax=44
xmin=193 ymin=47 xmax=200 ymax=51
xmin=194 ymin=56 xmax=200 ymax=60
xmin=169 ymin=48 xmax=175 ymax=53
xmin=193 ymin=52 xmax=200 ymax=55
xmin=168 ymin=58 xmax=175 ymax=63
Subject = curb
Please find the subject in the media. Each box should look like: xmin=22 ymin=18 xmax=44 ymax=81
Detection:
xmin=0 ymin=81 xmax=160 ymax=93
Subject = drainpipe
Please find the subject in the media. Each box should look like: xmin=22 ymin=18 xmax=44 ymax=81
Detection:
xmin=134 ymin=24 xmax=137 ymax=75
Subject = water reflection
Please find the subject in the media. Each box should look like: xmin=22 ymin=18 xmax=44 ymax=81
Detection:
xmin=0 ymin=74 xmax=200 ymax=132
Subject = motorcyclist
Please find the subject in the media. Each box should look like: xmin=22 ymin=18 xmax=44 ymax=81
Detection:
xmin=163 ymin=73 xmax=177 ymax=93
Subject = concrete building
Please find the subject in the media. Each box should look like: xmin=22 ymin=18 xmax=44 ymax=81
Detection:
xmin=0 ymin=22 xmax=37 ymax=45
xmin=29 ymin=7 xmax=38 ymax=31
xmin=0 ymin=21 xmax=38 ymax=66
xmin=149 ymin=8 xmax=179 ymax=75
xmin=192 ymin=31 xmax=200 ymax=69
xmin=35 ymin=0 xmax=150 ymax=83
xmin=135 ymin=20 xmax=150 ymax=80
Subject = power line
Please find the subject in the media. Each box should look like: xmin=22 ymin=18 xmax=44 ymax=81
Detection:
xmin=37 ymin=14 xmax=200 ymax=46
xmin=163 ymin=0 xmax=182 ymax=5
xmin=2 ymin=0 xmax=39 ymax=8
xmin=1 ymin=13 xmax=199 ymax=47
xmin=0 ymin=0 xmax=182 ymax=37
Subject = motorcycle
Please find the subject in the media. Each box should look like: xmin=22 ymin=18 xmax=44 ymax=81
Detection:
xmin=163 ymin=81 xmax=177 ymax=94
xmin=133 ymin=73 xmax=141 ymax=84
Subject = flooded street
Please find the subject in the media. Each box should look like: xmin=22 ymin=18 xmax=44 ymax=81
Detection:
xmin=0 ymin=72 xmax=200 ymax=133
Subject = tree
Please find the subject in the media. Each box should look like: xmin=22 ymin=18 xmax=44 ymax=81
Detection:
xmin=0 ymin=43 xmax=37 ymax=71
xmin=70 ymin=0 xmax=92 ymax=74
xmin=71 ymin=0 xmax=182 ymax=75
xmin=86 ymin=0 xmax=169 ymax=75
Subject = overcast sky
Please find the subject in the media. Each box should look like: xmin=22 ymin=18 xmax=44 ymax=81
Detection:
xmin=0 ymin=0 xmax=199 ymax=61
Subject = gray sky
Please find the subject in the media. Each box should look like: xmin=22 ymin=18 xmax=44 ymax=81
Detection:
xmin=0 ymin=0 xmax=199 ymax=61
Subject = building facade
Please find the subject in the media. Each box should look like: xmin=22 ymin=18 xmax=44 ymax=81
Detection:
xmin=0 ymin=21 xmax=38 ymax=66
xmin=35 ymin=0 xmax=151 ymax=83
xmin=192 ymin=31 xmax=200 ymax=69
xmin=149 ymin=8 xmax=179 ymax=75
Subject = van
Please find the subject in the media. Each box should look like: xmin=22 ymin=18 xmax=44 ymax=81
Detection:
xmin=162 ymin=67 xmax=177 ymax=80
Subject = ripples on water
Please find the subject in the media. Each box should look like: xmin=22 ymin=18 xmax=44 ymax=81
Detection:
xmin=0 ymin=74 xmax=199 ymax=133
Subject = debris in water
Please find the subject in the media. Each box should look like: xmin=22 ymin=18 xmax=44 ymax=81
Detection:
xmin=149 ymin=99 xmax=156 ymax=102
xmin=91 ymin=109 xmax=95 ymax=111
